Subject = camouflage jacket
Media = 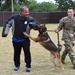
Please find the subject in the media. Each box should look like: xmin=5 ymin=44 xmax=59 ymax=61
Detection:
xmin=57 ymin=16 xmax=75 ymax=41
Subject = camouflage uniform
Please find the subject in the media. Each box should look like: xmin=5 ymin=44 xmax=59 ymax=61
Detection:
xmin=56 ymin=16 xmax=75 ymax=68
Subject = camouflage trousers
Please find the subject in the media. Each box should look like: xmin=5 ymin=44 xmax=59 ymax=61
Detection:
xmin=62 ymin=39 xmax=75 ymax=63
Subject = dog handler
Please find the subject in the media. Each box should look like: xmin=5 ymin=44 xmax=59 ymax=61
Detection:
xmin=55 ymin=7 xmax=75 ymax=69
xmin=2 ymin=6 xmax=39 ymax=72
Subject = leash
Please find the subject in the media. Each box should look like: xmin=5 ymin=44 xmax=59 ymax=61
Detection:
xmin=47 ymin=30 xmax=62 ymax=52
xmin=47 ymin=30 xmax=55 ymax=32
xmin=57 ymin=32 xmax=62 ymax=52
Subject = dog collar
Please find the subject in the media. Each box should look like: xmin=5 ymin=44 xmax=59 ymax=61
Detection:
xmin=42 ymin=31 xmax=47 ymax=35
xmin=43 ymin=38 xmax=50 ymax=42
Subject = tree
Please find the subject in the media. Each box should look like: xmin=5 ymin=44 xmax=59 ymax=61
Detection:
xmin=0 ymin=0 xmax=1 ymax=10
xmin=1 ymin=0 xmax=11 ymax=11
xmin=0 ymin=0 xmax=58 ymax=12
xmin=28 ymin=0 xmax=57 ymax=12
xmin=27 ymin=0 xmax=39 ymax=12
xmin=55 ymin=0 xmax=75 ymax=11
xmin=37 ymin=2 xmax=57 ymax=12
xmin=0 ymin=0 xmax=29 ymax=11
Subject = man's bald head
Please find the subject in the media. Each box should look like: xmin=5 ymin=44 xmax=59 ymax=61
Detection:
xmin=21 ymin=6 xmax=29 ymax=17
xmin=21 ymin=6 xmax=29 ymax=12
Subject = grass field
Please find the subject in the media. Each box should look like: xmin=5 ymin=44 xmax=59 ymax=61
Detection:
xmin=0 ymin=24 xmax=75 ymax=75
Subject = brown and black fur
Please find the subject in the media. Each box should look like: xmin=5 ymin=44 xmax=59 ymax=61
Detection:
xmin=23 ymin=24 xmax=64 ymax=70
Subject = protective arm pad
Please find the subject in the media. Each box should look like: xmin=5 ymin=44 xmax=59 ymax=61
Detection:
xmin=29 ymin=22 xmax=39 ymax=30
xmin=2 ymin=33 xmax=7 ymax=37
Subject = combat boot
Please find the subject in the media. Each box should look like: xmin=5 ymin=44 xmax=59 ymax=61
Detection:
xmin=62 ymin=60 xmax=66 ymax=64
xmin=61 ymin=57 xmax=66 ymax=64
xmin=72 ymin=60 xmax=75 ymax=69
xmin=61 ymin=48 xmax=68 ymax=64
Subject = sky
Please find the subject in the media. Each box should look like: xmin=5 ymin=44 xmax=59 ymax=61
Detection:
xmin=36 ymin=0 xmax=55 ymax=3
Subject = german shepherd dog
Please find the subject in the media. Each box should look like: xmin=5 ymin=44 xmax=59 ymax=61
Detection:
xmin=23 ymin=24 xmax=64 ymax=70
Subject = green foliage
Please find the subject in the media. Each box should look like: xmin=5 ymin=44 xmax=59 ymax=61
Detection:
xmin=27 ymin=0 xmax=39 ymax=12
xmin=0 ymin=0 xmax=29 ymax=11
xmin=37 ymin=2 xmax=57 ymax=12
xmin=0 ymin=0 xmax=57 ymax=12
xmin=1 ymin=0 xmax=75 ymax=12
xmin=0 ymin=0 xmax=1 ymax=10
xmin=55 ymin=0 xmax=75 ymax=11
xmin=1 ymin=0 xmax=11 ymax=11
xmin=28 ymin=0 xmax=57 ymax=12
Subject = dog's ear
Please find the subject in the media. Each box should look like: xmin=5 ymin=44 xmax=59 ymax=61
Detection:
xmin=37 ymin=25 xmax=41 ymax=28
xmin=43 ymin=24 xmax=46 ymax=27
xmin=44 ymin=24 xmax=45 ymax=26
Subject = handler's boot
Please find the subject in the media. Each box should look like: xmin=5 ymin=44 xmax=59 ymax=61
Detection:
xmin=61 ymin=49 xmax=69 ymax=64
xmin=61 ymin=59 xmax=66 ymax=64
xmin=68 ymin=49 xmax=75 ymax=69
xmin=61 ymin=55 xmax=66 ymax=64
xmin=72 ymin=60 xmax=75 ymax=69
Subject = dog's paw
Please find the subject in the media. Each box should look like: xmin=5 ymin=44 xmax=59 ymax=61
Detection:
xmin=23 ymin=32 xmax=26 ymax=35
xmin=62 ymin=67 xmax=64 ymax=70
xmin=23 ymin=32 xmax=29 ymax=38
xmin=51 ymin=68 xmax=55 ymax=71
xmin=23 ymin=32 xmax=28 ymax=36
